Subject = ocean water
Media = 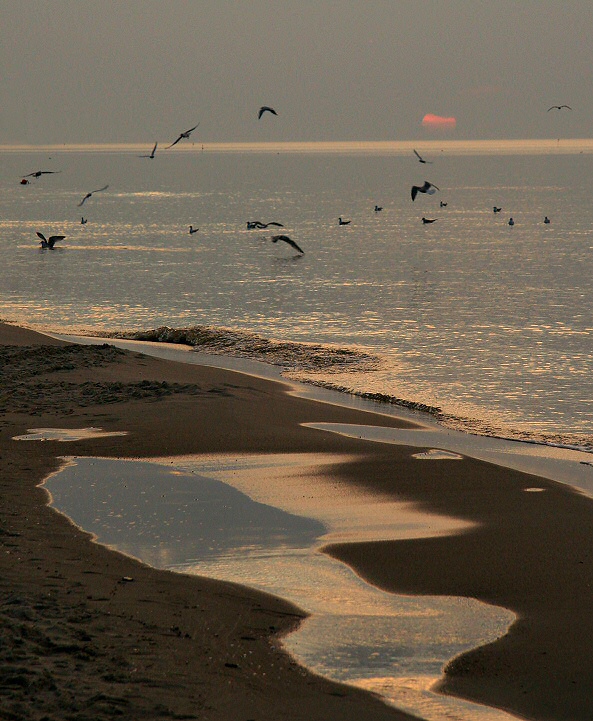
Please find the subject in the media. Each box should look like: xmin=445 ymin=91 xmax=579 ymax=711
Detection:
xmin=2 ymin=140 xmax=593 ymax=448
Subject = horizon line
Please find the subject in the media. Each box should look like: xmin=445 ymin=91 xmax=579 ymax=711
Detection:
xmin=2 ymin=138 xmax=593 ymax=156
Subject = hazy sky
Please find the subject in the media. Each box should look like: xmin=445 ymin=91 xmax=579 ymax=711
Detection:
xmin=2 ymin=1 xmax=593 ymax=144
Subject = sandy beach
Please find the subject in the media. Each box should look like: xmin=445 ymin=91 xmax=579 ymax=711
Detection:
xmin=2 ymin=322 xmax=593 ymax=721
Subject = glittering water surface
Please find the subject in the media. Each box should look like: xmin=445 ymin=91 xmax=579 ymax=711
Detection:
xmin=3 ymin=142 xmax=593 ymax=447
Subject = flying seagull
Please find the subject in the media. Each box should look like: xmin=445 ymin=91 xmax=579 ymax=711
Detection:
xmin=36 ymin=232 xmax=65 ymax=249
xmin=166 ymin=123 xmax=199 ymax=149
xmin=338 ymin=217 xmax=351 ymax=225
xmin=422 ymin=217 xmax=438 ymax=224
xmin=413 ymin=149 xmax=432 ymax=164
xmin=272 ymin=234 xmax=304 ymax=254
xmin=189 ymin=225 xmax=199 ymax=234
xmin=23 ymin=170 xmax=60 ymax=178
xmin=78 ymin=185 xmax=109 ymax=206
xmin=140 ymin=142 xmax=157 ymax=158
xmin=411 ymin=181 xmax=439 ymax=201
xmin=247 ymin=221 xmax=284 ymax=229
xmin=258 ymin=106 xmax=278 ymax=119
xmin=547 ymin=105 xmax=572 ymax=111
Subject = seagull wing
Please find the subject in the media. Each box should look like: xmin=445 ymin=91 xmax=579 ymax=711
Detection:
xmin=165 ymin=135 xmax=183 ymax=149
xmin=411 ymin=185 xmax=419 ymax=201
xmin=258 ymin=106 xmax=277 ymax=119
xmin=413 ymin=149 xmax=423 ymax=161
xmin=92 ymin=184 xmax=109 ymax=194
xmin=264 ymin=222 xmax=284 ymax=227
xmin=36 ymin=232 xmax=47 ymax=241
xmin=184 ymin=123 xmax=200 ymax=135
xmin=151 ymin=142 xmax=158 ymax=157
xmin=48 ymin=235 xmax=65 ymax=243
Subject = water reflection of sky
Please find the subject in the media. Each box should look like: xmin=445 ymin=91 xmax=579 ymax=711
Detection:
xmin=45 ymin=452 xmax=520 ymax=720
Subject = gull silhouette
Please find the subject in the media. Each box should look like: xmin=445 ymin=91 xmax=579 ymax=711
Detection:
xmin=78 ymin=185 xmax=109 ymax=206
xmin=189 ymin=225 xmax=199 ymax=234
xmin=547 ymin=105 xmax=572 ymax=111
xmin=81 ymin=217 xmax=87 ymax=225
xmin=493 ymin=206 xmax=502 ymax=213
xmin=247 ymin=221 xmax=284 ymax=229
xmin=272 ymin=234 xmax=304 ymax=254
xmin=37 ymin=232 xmax=65 ymax=249
xmin=23 ymin=170 xmax=60 ymax=178
xmin=166 ymin=123 xmax=199 ymax=149
xmin=140 ymin=142 xmax=157 ymax=158
xmin=338 ymin=217 xmax=351 ymax=225
xmin=258 ymin=106 xmax=278 ymax=119
xmin=413 ymin=149 xmax=432 ymax=164
xmin=374 ymin=205 xmax=383 ymax=212
xmin=422 ymin=217 xmax=438 ymax=224
xmin=411 ymin=181 xmax=439 ymax=201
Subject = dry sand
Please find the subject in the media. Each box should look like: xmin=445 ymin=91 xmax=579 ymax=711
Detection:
xmin=2 ymin=322 xmax=593 ymax=720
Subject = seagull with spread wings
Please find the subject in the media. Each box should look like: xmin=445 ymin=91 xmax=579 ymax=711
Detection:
xmin=548 ymin=105 xmax=572 ymax=111
xmin=78 ymin=185 xmax=109 ymax=206
xmin=23 ymin=170 xmax=60 ymax=178
xmin=258 ymin=106 xmax=278 ymax=119
xmin=411 ymin=181 xmax=439 ymax=201
xmin=37 ymin=232 xmax=65 ymax=249
xmin=272 ymin=234 xmax=304 ymax=254
xmin=166 ymin=123 xmax=199 ymax=149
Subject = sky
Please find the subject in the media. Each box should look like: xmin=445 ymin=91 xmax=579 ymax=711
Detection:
xmin=2 ymin=0 xmax=593 ymax=145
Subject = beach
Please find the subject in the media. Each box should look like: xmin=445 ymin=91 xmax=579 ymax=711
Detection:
xmin=2 ymin=322 xmax=593 ymax=721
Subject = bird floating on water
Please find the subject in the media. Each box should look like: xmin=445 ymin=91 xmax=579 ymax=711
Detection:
xmin=544 ymin=216 xmax=551 ymax=224
xmin=374 ymin=205 xmax=383 ymax=212
xmin=411 ymin=181 xmax=439 ymax=201
xmin=166 ymin=123 xmax=199 ymax=149
xmin=338 ymin=217 xmax=351 ymax=225
xmin=23 ymin=170 xmax=60 ymax=178
xmin=422 ymin=217 xmax=438 ymax=224
xmin=440 ymin=201 xmax=447 ymax=207
xmin=258 ymin=106 xmax=278 ymax=119
xmin=547 ymin=105 xmax=572 ymax=111
xmin=81 ymin=217 xmax=87 ymax=225
xmin=493 ymin=206 xmax=502 ymax=213
xmin=508 ymin=217 xmax=515 ymax=226
xmin=272 ymin=234 xmax=304 ymax=254
xmin=413 ymin=149 xmax=432 ymax=164
xmin=140 ymin=142 xmax=157 ymax=158
xmin=37 ymin=232 xmax=65 ymax=249
xmin=189 ymin=225 xmax=199 ymax=234
xmin=78 ymin=185 xmax=109 ymax=206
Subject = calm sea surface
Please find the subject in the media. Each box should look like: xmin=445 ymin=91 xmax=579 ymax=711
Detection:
xmin=3 ymin=140 xmax=593 ymax=447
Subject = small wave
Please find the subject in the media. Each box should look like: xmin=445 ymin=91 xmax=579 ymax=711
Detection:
xmin=103 ymin=325 xmax=593 ymax=454
xmin=106 ymin=325 xmax=379 ymax=373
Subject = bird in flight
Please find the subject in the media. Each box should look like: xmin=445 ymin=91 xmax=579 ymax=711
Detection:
xmin=413 ymin=149 xmax=432 ymax=164
xmin=23 ymin=170 xmax=60 ymax=178
xmin=247 ymin=221 xmax=284 ymax=229
xmin=78 ymin=185 xmax=109 ymax=206
xmin=272 ymin=234 xmax=304 ymax=254
xmin=258 ymin=106 xmax=278 ymax=119
xmin=547 ymin=105 xmax=572 ymax=111
xmin=36 ymin=232 xmax=65 ymax=249
xmin=338 ymin=217 xmax=351 ymax=225
xmin=189 ymin=225 xmax=199 ymax=234
xmin=140 ymin=142 xmax=157 ymax=158
xmin=411 ymin=181 xmax=439 ymax=201
xmin=166 ymin=123 xmax=199 ymax=149
xmin=421 ymin=217 xmax=438 ymax=224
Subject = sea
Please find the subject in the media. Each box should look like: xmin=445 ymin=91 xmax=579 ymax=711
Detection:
xmin=7 ymin=140 xmax=593 ymax=720
xmin=3 ymin=138 xmax=593 ymax=450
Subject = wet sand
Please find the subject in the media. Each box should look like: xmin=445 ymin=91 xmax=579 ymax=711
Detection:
xmin=2 ymin=322 xmax=593 ymax=720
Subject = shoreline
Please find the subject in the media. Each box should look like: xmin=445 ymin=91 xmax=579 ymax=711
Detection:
xmin=3 ymin=321 xmax=593 ymax=720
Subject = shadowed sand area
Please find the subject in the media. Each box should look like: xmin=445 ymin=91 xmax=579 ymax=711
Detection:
xmin=2 ymin=322 xmax=593 ymax=720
